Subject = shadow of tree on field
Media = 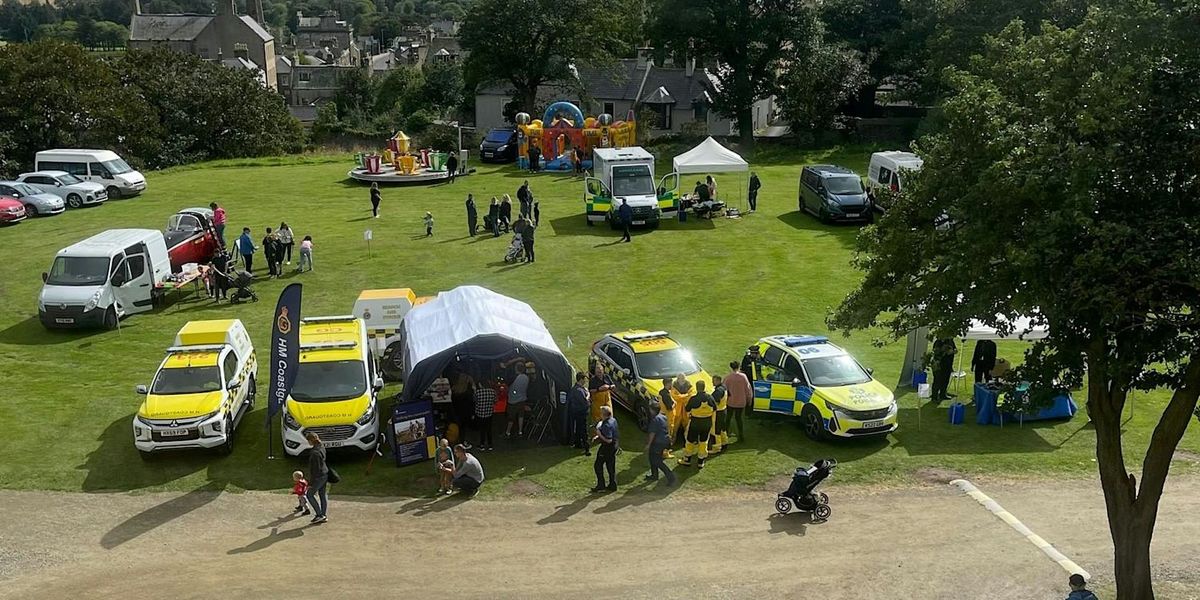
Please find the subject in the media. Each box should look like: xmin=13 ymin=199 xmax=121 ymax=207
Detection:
xmin=101 ymin=484 xmax=222 ymax=549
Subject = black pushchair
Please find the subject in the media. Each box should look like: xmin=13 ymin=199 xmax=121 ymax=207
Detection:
xmin=775 ymin=458 xmax=837 ymax=520
xmin=228 ymin=269 xmax=258 ymax=303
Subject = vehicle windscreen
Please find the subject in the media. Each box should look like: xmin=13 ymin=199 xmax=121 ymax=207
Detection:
xmin=824 ymin=176 xmax=864 ymax=195
xmin=58 ymin=173 xmax=83 ymax=185
xmin=485 ymin=130 xmax=513 ymax=143
xmin=291 ymin=360 xmax=367 ymax=402
xmin=802 ymin=355 xmax=872 ymax=387
xmin=16 ymin=183 xmax=41 ymax=196
xmin=636 ymin=348 xmax=700 ymax=379
xmin=151 ymin=366 xmax=222 ymax=394
xmin=102 ymin=158 xmax=134 ymax=175
xmin=46 ymin=256 xmax=110 ymax=286
xmin=612 ymin=165 xmax=654 ymax=197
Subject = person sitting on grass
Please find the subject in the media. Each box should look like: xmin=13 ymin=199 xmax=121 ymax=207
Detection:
xmin=443 ymin=444 xmax=484 ymax=496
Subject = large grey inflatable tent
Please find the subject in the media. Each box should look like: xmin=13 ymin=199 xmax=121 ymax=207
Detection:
xmin=399 ymin=286 xmax=572 ymax=402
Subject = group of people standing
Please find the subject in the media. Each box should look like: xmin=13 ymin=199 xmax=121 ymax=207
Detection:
xmin=233 ymin=222 xmax=312 ymax=277
xmin=464 ymin=180 xmax=540 ymax=262
xmin=446 ymin=358 xmax=552 ymax=453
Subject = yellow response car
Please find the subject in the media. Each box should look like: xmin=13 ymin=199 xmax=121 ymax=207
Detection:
xmin=590 ymin=330 xmax=711 ymax=431
xmin=133 ymin=319 xmax=257 ymax=457
xmin=281 ymin=315 xmax=383 ymax=456
xmin=747 ymin=335 xmax=897 ymax=440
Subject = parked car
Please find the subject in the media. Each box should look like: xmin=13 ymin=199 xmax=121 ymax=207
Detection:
xmin=866 ymin=151 xmax=923 ymax=212
xmin=798 ymin=165 xmax=872 ymax=223
xmin=0 ymin=196 xmax=27 ymax=224
xmin=164 ymin=207 xmax=220 ymax=272
xmin=35 ymin=149 xmax=147 ymax=198
xmin=0 ymin=181 xmax=64 ymax=217
xmin=479 ymin=127 xmax=518 ymax=162
xmin=589 ymin=329 xmax=712 ymax=431
xmin=17 ymin=170 xmax=108 ymax=209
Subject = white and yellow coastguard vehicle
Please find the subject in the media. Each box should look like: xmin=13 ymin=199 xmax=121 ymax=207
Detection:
xmin=590 ymin=330 xmax=711 ymax=431
xmin=133 ymin=319 xmax=257 ymax=457
xmin=747 ymin=335 xmax=897 ymax=441
xmin=352 ymin=288 xmax=428 ymax=381
xmin=281 ymin=315 xmax=383 ymax=456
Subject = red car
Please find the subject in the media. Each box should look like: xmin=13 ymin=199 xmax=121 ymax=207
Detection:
xmin=165 ymin=207 xmax=220 ymax=272
xmin=0 ymin=196 xmax=27 ymax=224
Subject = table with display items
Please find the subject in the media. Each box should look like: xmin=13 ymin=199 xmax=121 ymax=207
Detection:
xmin=973 ymin=383 xmax=1078 ymax=426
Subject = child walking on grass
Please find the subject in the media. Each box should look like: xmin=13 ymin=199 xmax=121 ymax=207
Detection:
xmin=292 ymin=470 xmax=311 ymax=515
xmin=297 ymin=235 xmax=313 ymax=272
xmin=424 ymin=212 xmax=434 ymax=237
xmin=435 ymin=438 xmax=455 ymax=495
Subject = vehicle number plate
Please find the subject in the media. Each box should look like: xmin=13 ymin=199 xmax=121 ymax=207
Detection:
xmin=862 ymin=419 xmax=887 ymax=429
xmin=55 ymin=318 xmax=74 ymax=324
xmin=482 ymin=152 xmax=492 ymax=157
xmin=324 ymin=440 xmax=344 ymax=448
xmin=158 ymin=428 xmax=190 ymax=437
xmin=632 ymin=220 xmax=646 ymax=225
xmin=846 ymin=213 xmax=860 ymax=218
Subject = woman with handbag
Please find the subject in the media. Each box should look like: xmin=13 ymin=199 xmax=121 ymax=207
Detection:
xmin=305 ymin=431 xmax=338 ymax=524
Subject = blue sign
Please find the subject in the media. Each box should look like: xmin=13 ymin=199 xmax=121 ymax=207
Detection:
xmin=391 ymin=399 xmax=435 ymax=467
xmin=266 ymin=283 xmax=302 ymax=426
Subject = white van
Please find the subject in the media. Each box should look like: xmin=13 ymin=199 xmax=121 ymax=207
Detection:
xmin=867 ymin=151 xmax=923 ymax=211
xmin=585 ymin=146 xmax=679 ymax=228
xmin=39 ymin=229 xmax=171 ymax=330
xmin=35 ymin=149 xmax=147 ymax=198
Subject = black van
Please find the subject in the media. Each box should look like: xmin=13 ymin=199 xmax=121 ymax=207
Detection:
xmin=479 ymin=127 xmax=518 ymax=162
xmin=798 ymin=165 xmax=873 ymax=223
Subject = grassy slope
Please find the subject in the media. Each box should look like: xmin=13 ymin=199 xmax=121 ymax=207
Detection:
xmin=0 ymin=146 xmax=1195 ymax=498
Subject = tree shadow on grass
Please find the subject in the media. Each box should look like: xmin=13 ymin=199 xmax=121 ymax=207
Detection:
xmin=0 ymin=316 xmax=109 ymax=346
xmin=890 ymin=403 xmax=1059 ymax=456
xmin=775 ymin=211 xmax=861 ymax=248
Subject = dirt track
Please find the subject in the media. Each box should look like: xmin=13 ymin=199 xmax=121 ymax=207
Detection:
xmin=1 ymin=477 xmax=1199 ymax=599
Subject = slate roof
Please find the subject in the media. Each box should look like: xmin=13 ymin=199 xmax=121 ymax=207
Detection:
xmin=479 ymin=59 xmax=712 ymax=106
xmin=239 ymin=15 xmax=273 ymax=42
xmin=129 ymin=14 xmax=211 ymax=41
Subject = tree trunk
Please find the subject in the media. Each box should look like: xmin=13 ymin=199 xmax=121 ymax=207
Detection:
xmin=737 ymin=106 xmax=755 ymax=151
xmin=519 ymin=85 xmax=538 ymax=117
xmin=854 ymin=84 xmax=878 ymax=118
xmin=1089 ymin=345 xmax=1200 ymax=599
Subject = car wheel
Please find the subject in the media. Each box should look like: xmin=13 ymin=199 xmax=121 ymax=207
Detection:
xmin=246 ymin=376 xmax=257 ymax=408
xmin=24 ymin=204 xmax=37 ymax=217
xmin=775 ymin=496 xmax=793 ymax=514
xmin=138 ymin=450 xmax=154 ymax=461
xmin=586 ymin=218 xmax=594 ymax=227
xmin=106 ymin=186 xmax=121 ymax=199
xmin=217 ymin=417 xmax=235 ymax=455
xmin=635 ymin=397 xmax=651 ymax=432
xmin=801 ymin=405 xmax=826 ymax=441
xmin=67 ymin=194 xmax=83 ymax=209
xmin=103 ymin=307 xmax=118 ymax=330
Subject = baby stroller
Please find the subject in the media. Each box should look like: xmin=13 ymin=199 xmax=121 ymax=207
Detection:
xmin=228 ymin=269 xmax=259 ymax=304
xmin=504 ymin=233 xmax=525 ymax=263
xmin=775 ymin=458 xmax=837 ymax=521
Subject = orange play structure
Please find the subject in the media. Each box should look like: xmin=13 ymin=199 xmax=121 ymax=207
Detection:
xmin=515 ymin=101 xmax=637 ymax=171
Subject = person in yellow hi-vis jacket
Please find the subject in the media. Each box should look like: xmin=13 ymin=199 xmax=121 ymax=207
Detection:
xmin=669 ymin=373 xmax=694 ymax=444
xmin=588 ymin=362 xmax=615 ymax=423
xmin=709 ymin=374 xmax=728 ymax=454
xmin=678 ymin=380 xmax=716 ymax=469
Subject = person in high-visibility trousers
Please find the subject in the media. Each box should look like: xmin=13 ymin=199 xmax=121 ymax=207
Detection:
xmin=709 ymin=374 xmax=728 ymax=454
xmin=669 ymin=373 xmax=694 ymax=445
xmin=657 ymin=378 xmax=677 ymax=458
xmin=678 ymin=380 xmax=716 ymax=468
xmin=588 ymin=362 xmax=614 ymax=424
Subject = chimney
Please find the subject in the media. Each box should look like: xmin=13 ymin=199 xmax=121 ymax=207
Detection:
xmin=637 ymin=46 xmax=653 ymax=70
xmin=217 ymin=47 xmax=224 ymax=61
xmin=253 ymin=0 xmax=264 ymax=24
xmin=686 ymin=57 xmax=695 ymax=78
xmin=133 ymin=0 xmax=142 ymax=16
xmin=217 ymin=0 xmax=234 ymax=16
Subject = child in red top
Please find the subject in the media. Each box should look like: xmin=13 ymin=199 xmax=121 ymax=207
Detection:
xmin=292 ymin=470 xmax=310 ymax=515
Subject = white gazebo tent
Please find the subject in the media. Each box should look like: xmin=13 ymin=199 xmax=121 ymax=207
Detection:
xmin=671 ymin=136 xmax=750 ymax=210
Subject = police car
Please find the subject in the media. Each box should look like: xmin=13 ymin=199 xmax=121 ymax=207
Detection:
xmin=590 ymin=330 xmax=711 ymax=431
xmin=747 ymin=335 xmax=896 ymax=440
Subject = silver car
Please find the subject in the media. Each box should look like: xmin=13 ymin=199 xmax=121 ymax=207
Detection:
xmin=0 ymin=181 xmax=66 ymax=217
xmin=16 ymin=170 xmax=108 ymax=209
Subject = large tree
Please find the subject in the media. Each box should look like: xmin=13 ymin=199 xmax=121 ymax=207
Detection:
xmin=459 ymin=0 xmax=635 ymax=116
xmin=649 ymin=0 xmax=820 ymax=149
xmin=830 ymin=4 xmax=1200 ymax=597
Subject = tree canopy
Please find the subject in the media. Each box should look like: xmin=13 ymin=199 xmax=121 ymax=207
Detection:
xmin=830 ymin=3 xmax=1200 ymax=597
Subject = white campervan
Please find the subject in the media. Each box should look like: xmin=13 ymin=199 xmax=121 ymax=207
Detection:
xmin=35 ymin=149 xmax=147 ymax=198
xmin=867 ymin=151 xmax=923 ymax=212
xmin=39 ymin=229 xmax=171 ymax=330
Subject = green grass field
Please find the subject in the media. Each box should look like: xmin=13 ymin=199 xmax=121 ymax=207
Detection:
xmin=1 ymin=146 xmax=1196 ymax=498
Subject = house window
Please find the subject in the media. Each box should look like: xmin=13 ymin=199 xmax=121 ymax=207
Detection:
xmin=693 ymin=101 xmax=708 ymax=120
xmin=199 ymin=47 xmax=210 ymax=59
xmin=299 ymin=71 xmax=311 ymax=82
xmin=652 ymin=104 xmax=671 ymax=130
xmin=602 ymin=101 xmax=615 ymax=117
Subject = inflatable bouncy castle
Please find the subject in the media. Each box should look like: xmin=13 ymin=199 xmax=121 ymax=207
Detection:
xmin=516 ymin=101 xmax=637 ymax=172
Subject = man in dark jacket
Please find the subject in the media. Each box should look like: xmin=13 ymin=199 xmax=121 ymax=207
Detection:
xmin=488 ymin=197 xmax=501 ymax=237
xmin=618 ymin=199 xmax=633 ymax=243
xmin=305 ymin=431 xmax=329 ymax=524
xmin=465 ymin=194 xmax=478 ymax=236
xmin=971 ymin=339 xmax=997 ymax=383
xmin=445 ymin=152 xmax=459 ymax=184
xmin=931 ymin=337 xmax=958 ymax=402
xmin=1065 ymin=574 xmax=1098 ymax=600
xmin=517 ymin=181 xmax=532 ymax=218
xmin=522 ymin=220 xmax=536 ymax=263
xmin=748 ymin=172 xmax=761 ymax=212
xmin=567 ymin=372 xmax=590 ymax=451
xmin=262 ymin=228 xmax=280 ymax=278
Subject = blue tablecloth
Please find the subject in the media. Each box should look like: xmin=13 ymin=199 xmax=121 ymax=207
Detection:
xmin=973 ymin=383 xmax=1077 ymax=426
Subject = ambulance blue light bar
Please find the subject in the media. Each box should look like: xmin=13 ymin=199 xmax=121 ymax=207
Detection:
xmin=783 ymin=336 xmax=828 ymax=347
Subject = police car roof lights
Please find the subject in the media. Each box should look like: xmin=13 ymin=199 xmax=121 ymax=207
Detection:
xmin=301 ymin=315 xmax=357 ymax=324
xmin=782 ymin=335 xmax=829 ymax=347
xmin=622 ymin=330 xmax=669 ymax=342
